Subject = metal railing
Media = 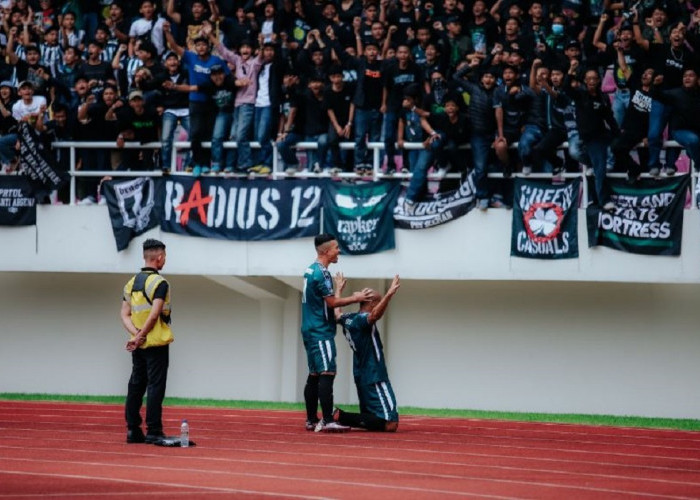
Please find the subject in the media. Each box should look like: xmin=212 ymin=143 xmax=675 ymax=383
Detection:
xmin=24 ymin=139 xmax=697 ymax=207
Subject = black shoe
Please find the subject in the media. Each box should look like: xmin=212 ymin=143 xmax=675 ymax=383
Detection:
xmin=145 ymin=432 xmax=166 ymax=444
xmin=126 ymin=428 xmax=146 ymax=444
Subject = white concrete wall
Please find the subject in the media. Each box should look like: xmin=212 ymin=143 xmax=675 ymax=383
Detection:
xmin=1 ymin=272 xmax=698 ymax=419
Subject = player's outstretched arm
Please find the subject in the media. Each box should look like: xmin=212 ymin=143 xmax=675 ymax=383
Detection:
xmin=368 ymin=275 xmax=400 ymax=324
xmin=333 ymin=272 xmax=347 ymax=321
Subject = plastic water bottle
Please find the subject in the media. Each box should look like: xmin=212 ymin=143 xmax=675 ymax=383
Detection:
xmin=180 ymin=419 xmax=189 ymax=448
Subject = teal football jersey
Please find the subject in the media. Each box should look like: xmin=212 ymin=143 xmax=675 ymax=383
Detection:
xmin=301 ymin=261 xmax=336 ymax=340
xmin=340 ymin=312 xmax=389 ymax=385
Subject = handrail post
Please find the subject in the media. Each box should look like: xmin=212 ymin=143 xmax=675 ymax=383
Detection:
xmin=69 ymin=146 xmax=76 ymax=206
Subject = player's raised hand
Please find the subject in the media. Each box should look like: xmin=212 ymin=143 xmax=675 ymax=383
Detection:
xmin=388 ymin=275 xmax=400 ymax=295
xmin=334 ymin=272 xmax=347 ymax=293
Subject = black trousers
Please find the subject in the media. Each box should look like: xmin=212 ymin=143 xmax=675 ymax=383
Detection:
xmin=612 ymin=129 xmax=648 ymax=178
xmin=125 ymin=344 xmax=169 ymax=434
xmin=533 ymin=128 xmax=568 ymax=172
xmin=189 ymin=101 xmax=215 ymax=167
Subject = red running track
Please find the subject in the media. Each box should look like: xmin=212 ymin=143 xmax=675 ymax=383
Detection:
xmin=1 ymin=401 xmax=700 ymax=499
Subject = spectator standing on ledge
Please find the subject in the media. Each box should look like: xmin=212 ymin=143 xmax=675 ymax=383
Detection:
xmin=301 ymin=234 xmax=371 ymax=433
xmin=334 ymin=273 xmax=401 ymax=432
xmin=121 ymin=238 xmax=173 ymax=445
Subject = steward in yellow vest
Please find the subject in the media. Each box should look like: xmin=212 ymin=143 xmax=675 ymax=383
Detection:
xmin=120 ymin=238 xmax=173 ymax=444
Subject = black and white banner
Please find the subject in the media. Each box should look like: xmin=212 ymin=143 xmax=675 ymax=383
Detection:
xmin=511 ymin=178 xmax=580 ymax=259
xmin=323 ymin=181 xmax=400 ymax=255
xmin=0 ymin=176 xmax=37 ymax=226
xmin=17 ymin=122 xmax=68 ymax=195
xmin=587 ymin=176 xmax=689 ymax=256
xmin=103 ymin=177 xmax=163 ymax=251
xmin=161 ymin=176 xmax=326 ymax=240
xmin=393 ymin=171 xmax=477 ymax=229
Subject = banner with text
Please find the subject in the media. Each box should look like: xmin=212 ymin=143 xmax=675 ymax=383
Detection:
xmin=17 ymin=122 xmax=69 ymax=196
xmin=393 ymin=171 xmax=477 ymax=229
xmin=586 ymin=175 xmax=689 ymax=256
xmin=511 ymin=178 xmax=580 ymax=259
xmin=161 ymin=176 xmax=326 ymax=240
xmin=0 ymin=176 xmax=37 ymax=226
xmin=103 ymin=177 xmax=163 ymax=251
xmin=323 ymin=181 xmax=400 ymax=255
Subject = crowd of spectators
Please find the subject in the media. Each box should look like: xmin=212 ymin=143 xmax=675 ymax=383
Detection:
xmin=0 ymin=0 xmax=698 ymax=208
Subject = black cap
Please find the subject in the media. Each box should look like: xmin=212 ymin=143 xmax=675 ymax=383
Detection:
xmin=328 ymin=64 xmax=343 ymax=76
xmin=446 ymin=15 xmax=461 ymax=24
xmin=566 ymin=39 xmax=581 ymax=50
xmin=210 ymin=64 xmax=225 ymax=74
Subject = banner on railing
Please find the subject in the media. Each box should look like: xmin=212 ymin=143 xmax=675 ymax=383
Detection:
xmin=323 ymin=181 xmax=400 ymax=255
xmin=511 ymin=178 xmax=580 ymax=259
xmin=393 ymin=171 xmax=477 ymax=229
xmin=161 ymin=175 xmax=326 ymax=240
xmin=586 ymin=175 xmax=689 ymax=256
xmin=0 ymin=176 xmax=37 ymax=226
xmin=17 ymin=122 xmax=68 ymax=196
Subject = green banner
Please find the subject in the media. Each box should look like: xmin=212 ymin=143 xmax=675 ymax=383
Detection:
xmin=323 ymin=181 xmax=401 ymax=255
xmin=511 ymin=178 xmax=580 ymax=259
xmin=586 ymin=175 xmax=690 ymax=256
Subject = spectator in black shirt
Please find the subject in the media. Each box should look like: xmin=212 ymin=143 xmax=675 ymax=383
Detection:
xmin=115 ymin=89 xmax=160 ymax=171
xmin=612 ymin=67 xmax=654 ymax=182
xmin=76 ymin=41 xmax=117 ymax=98
xmin=278 ymin=75 xmax=330 ymax=174
xmin=0 ymin=81 xmax=18 ymax=170
xmin=651 ymin=68 xmax=700 ymax=171
xmin=325 ymin=64 xmax=355 ymax=172
xmin=639 ymin=21 xmax=695 ymax=175
xmin=564 ymin=63 xmax=620 ymax=210
xmin=382 ymin=44 xmax=421 ymax=174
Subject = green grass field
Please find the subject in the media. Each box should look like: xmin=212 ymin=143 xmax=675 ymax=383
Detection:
xmin=2 ymin=393 xmax=699 ymax=431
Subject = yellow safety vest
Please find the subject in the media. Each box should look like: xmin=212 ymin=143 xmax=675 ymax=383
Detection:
xmin=123 ymin=270 xmax=173 ymax=348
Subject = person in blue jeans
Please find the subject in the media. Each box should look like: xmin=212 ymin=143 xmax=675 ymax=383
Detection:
xmin=650 ymin=68 xmax=700 ymax=171
xmin=163 ymin=23 xmax=229 ymax=176
xmin=564 ymin=62 xmax=620 ymax=210
xmin=453 ymin=61 xmax=498 ymax=210
xmin=168 ymin=64 xmax=238 ymax=174
xmin=157 ymin=52 xmax=189 ymax=172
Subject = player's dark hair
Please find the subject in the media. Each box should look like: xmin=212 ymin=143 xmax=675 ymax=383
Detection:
xmin=314 ymin=234 xmax=336 ymax=248
xmin=143 ymin=239 xmax=166 ymax=251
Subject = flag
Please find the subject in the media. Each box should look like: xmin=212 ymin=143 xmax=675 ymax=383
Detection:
xmin=511 ymin=178 xmax=580 ymax=259
xmin=0 ymin=176 xmax=37 ymax=226
xmin=323 ymin=181 xmax=401 ymax=255
xmin=103 ymin=177 xmax=163 ymax=251
xmin=586 ymin=175 xmax=689 ymax=256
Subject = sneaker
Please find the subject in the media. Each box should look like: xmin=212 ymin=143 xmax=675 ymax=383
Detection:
xmin=477 ymin=198 xmax=488 ymax=211
xmin=201 ymin=166 xmax=211 ymax=175
xmin=666 ymin=165 xmax=677 ymax=176
xmin=606 ymin=163 xmax=615 ymax=173
xmin=434 ymin=167 xmax=448 ymax=179
xmin=255 ymin=165 xmax=272 ymax=175
xmin=77 ymin=196 xmax=96 ymax=206
xmin=126 ymin=428 xmax=146 ymax=444
xmin=144 ymin=432 xmax=166 ymax=444
xmin=585 ymin=167 xmax=594 ymax=176
xmin=305 ymin=420 xmax=319 ymax=431
xmin=185 ymin=165 xmax=193 ymax=173
xmin=649 ymin=167 xmax=660 ymax=177
xmin=223 ymin=166 xmax=234 ymax=174
xmin=385 ymin=166 xmax=396 ymax=175
xmin=602 ymin=201 xmax=616 ymax=211
xmin=285 ymin=166 xmax=298 ymax=176
xmin=312 ymin=162 xmax=322 ymax=174
xmin=489 ymin=197 xmax=505 ymax=209
xmin=521 ymin=166 xmax=532 ymax=176
xmin=210 ymin=166 xmax=221 ymax=175
xmin=403 ymin=198 xmax=416 ymax=214
xmin=97 ymin=196 xmax=107 ymax=206
xmin=354 ymin=166 xmax=365 ymax=176
xmin=400 ymin=167 xmax=409 ymax=174
xmin=328 ymin=167 xmax=342 ymax=177
xmin=192 ymin=165 xmax=202 ymax=177
xmin=314 ymin=420 xmax=350 ymax=433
